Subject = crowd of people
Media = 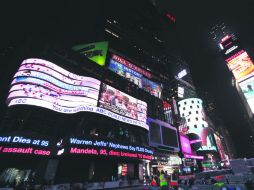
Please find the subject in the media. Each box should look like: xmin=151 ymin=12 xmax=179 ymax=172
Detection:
xmin=144 ymin=170 xmax=191 ymax=190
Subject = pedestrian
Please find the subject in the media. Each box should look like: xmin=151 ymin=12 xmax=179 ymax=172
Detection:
xmin=159 ymin=170 xmax=168 ymax=190
xmin=150 ymin=175 xmax=158 ymax=190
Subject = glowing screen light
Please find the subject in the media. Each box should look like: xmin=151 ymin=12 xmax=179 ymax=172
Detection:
xmin=7 ymin=58 xmax=149 ymax=130
xmin=239 ymin=77 xmax=254 ymax=113
xmin=7 ymin=58 xmax=101 ymax=107
xmin=177 ymin=69 xmax=187 ymax=79
xmin=178 ymin=98 xmax=217 ymax=151
xmin=225 ymin=50 xmax=254 ymax=81
xmin=108 ymin=54 xmax=162 ymax=98
xmin=180 ymin=135 xmax=192 ymax=154
xmin=72 ymin=41 xmax=108 ymax=66
xmin=99 ymin=83 xmax=147 ymax=123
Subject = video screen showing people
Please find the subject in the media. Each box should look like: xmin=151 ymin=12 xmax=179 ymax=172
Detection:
xmin=99 ymin=83 xmax=147 ymax=122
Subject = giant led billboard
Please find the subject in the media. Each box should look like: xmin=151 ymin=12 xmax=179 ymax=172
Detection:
xmin=7 ymin=58 xmax=101 ymax=107
xmin=7 ymin=58 xmax=149 ymax=130
xmin=239 ymin=77 xmax=254 ymax=113
xmin=109 ymin=54 xmax=162 ymax=98
xmin=225 ymin=50 xmax=254 ymax=81
xmin=178 ymin=98 xmax=217 ymax=151
xmin=99 ymin=83 xmax=147 ymax=123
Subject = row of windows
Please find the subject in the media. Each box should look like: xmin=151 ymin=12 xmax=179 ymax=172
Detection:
xmin=190 ymin=124 xmax=206 ymax=128
xmin=179 ymin=100 xmax=201 ymax=106
xmin=182 ymin=110 xmax=199 ymax=116
xmin=182 ymin=105 xmax=200 ymax=110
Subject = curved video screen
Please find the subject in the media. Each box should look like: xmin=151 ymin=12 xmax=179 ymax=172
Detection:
xmin=7 ymin=58 xmax=149 ymax=130
xmin=7 ymin=58 xmax=100 ymax=108
xmin=99 ymin=83 xmax=147 ymax=123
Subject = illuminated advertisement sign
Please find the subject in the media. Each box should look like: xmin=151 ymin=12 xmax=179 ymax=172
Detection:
xmin=0 ymin=135 xmax=52 ymax=156
xmin=180 ymin=135 xmax=192 ymax=154
xmin=112 ymin=54 xmax=152 ymax=78
xmin=109 ymin=55 xmax=162 ymax=98
xmin=108 ymin=59 xmax=143 ymax=87
xmin=99 ymin=83 xmax=147 ymax=123
xmin=178 ymin=98 xmax=217 ymax=151
xmin=65 ymin=137 xmax=153 ymax=160
xmin=7 ymin=59 xmax=148 ymax=130
xmin=72 ymin=41 xmax=108 ymax=66
xmin=239 ymin=77 xmax=254 ymax=113
xmin=225 ymin=50 xmax=254 ymax=81
xmin=214 ymin=134 xmax=226 ymax=160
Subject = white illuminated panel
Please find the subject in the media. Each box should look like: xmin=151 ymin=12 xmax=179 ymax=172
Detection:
xmin=178 ymin=98 xmax=216 ymax=151
xmin=177 ymin=69 xmax=187 ymax=79
xmin=8 ymin=98 xmax=149 ymax=130
xmin=239 ymin=77 xmax=254 ymax=113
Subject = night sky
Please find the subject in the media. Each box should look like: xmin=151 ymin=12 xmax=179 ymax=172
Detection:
xmin=0 ymin=0 xmax=254 ymax=157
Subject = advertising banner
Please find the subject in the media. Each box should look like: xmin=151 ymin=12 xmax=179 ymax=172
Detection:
xmin=226 ymin=50 xmax=254 ymax=81
xmin=214 ymin=134 xmax=226 ymax=160
xmin=239 ymin=77 xmax=254 ymax=113
xmin=109 ymin=55 xmax=162 ymax=98
xmin=178 ymin=98 xmax=217 ymax=152
xmin=72 ymin=41 xmax=108 ymax=66
xmin=180 ymin=135 xmax=192 ymax=154
xmin=108 ymin=59 xmax=143 ymax=87
xmin=99 ymin=83 xmax=147 ymax=123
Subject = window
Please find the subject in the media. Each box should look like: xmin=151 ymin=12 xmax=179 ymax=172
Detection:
xmin=202 ymin=124 xmax=205 ymax=128
xmin=188 ymin=118 xmax=190 ymax=122
xmin=197 ymin=105 xmax=200 ymax=108
xmin=189 ymin=111 xmax=191 ymax=115
xmin=191 ymin=100 xmax=194 ymax=103
xmin=190 ymin=106 xmax=193 ymax=109
xmin=184 ymin=102 xmax=187 ymax=105
xmin=183 ymin=107 xmax=186 ymax=110
xmin=195 ymin=117 xmax=198 ymax=121
xmin=196 ymin=111 xmax=198 ymax=114
xmin=194 ymin=125 xmax=197 ymax=128
xmin=182 ymin=113 xmax=185 ymax=117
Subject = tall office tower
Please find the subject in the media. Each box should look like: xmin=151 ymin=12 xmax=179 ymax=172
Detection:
xmin=0 ymin=0 xmax=183 ymax=187
xmin=210 ymin=23 xmax=254 ymax=157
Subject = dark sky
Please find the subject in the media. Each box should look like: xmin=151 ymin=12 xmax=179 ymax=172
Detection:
xmin=0 ymin=0 xmax=254 ymax=157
